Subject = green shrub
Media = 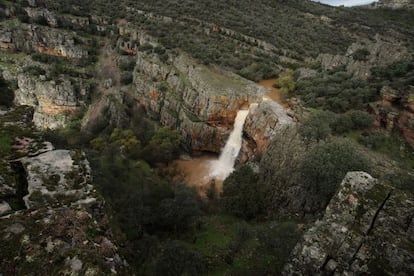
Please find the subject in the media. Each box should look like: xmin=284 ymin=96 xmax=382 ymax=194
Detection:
xmin=155 ymin=241 xmax=206 ymax=276
xmin=330 ymin=113 xmax=353 ymax=134
xmin=255 ymin=222 xmax=301 ymax=271
xmin=299 ymin=140 xmax=370 ymax=207
xmin=0 ymin=134 xmax=13 ymax=156
xmin=299 ymin=111 xmax=336 ymax=142
xmin=120 ymin=72 xmax=133 ymax=85
xmin=275 ymin=69 xmax=295 ymax=93
xmin=142 ymin=127 xmax=181 ymax=164
xmin=296 ymin=71 xmax=378 ymax=112
xmin=23 ymin=65 xmax=46 ymax=76
xmin=352 ymin=48 xmax=370 ymax=61
xmin=119 ymin=60 xmax=136 ymax=71
xmin=358 ymin=132 xmax=388 ymax=149
xmin=348 ymin=110 xmax=374 ymax=129
xmin=221 ymin=165 xmax=263 ymax=220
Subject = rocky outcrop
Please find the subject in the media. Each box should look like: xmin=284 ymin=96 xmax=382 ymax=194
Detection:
xmin=16 ymin=74 xmax=88 ymax=129
xmin=368 ymin=85 xmax=414 ymax=145
xmin=21 ymin=150 xmax=94 ymax=209
xmin=134 ymin=52 xmax=266 ymax=152
xmin=243 ymin=101 xmax=295 ymax=160
xmin=373 ymin=0 xmax=414 ymax=9
xmin=0 ymin=24 xmax=88 ymax=58
xmin=0 ymin=108 xmax=128 ymax=275
xmin=24 ymin=7 xmax=59 ymax=27
xmin=284 ymin=171 xmax=414 ymax=275
xmin=317 ymin=35 xmax=409 ymax=79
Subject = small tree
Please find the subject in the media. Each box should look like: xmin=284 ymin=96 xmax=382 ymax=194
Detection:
xmin=155 ymin=241 xmax=206 ymax=276
xmin=221 ymin=165 xmax=263 ymax=220
xmin=299 ymin=140 xmax=370 ymax=208
xmin=143 ymin=127 xmax=181 ymax=164
xmin=299 ymin=111 xmax=336 ymax=142
xmin=275 ymin=69 xmax=296 ymax=94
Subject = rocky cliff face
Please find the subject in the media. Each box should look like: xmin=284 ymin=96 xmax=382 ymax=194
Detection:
xmin=316 ymin=35 xmax=409 ymax=79
xmin=284 ymin=171 xmax=414 ymax=275
xmin=16 ymin=74 xmax=88 ymax=129
xmin=133 ymin=52 xmax=266 ymax=153
xmin=373 ymin=0 xmax=414 ymax=9
xmin=0 ymin=23 xmax=88 ymax=58
xmin=243 ymin=101 xmax=295 ymax=160
xmin=0 ymin=108 xmax=128 ymax=275
xmin=369 ymin=85 xmax=414 ymax=145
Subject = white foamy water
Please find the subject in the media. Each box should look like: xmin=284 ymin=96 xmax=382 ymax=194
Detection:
xmin=209 ymin=109 xmax=250 ymax=180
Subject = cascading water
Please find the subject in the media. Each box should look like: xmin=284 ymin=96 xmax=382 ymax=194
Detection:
xmin=209 ymin=108 xmax=250 ymax=180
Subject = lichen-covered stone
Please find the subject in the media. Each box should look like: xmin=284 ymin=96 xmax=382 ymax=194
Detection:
xmin=244 ymin=101 xmax=295 ymax=158
xmin=15 ymin=74 xmax=86 ymax=129
xmin=284 ymin=171 xmax=414 ymax=275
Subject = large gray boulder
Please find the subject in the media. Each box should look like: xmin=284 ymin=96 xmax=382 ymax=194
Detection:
xmin=284 ymin=171 xmax=414 ymax=275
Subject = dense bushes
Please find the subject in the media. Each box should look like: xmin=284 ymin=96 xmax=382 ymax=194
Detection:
xmin=299 ymin=141 xmax=370 ymax=207
xmin=155 ymin=241 xmax=206 ymax=276
xmin=352 ymin=48 xmax=370 ymax=61
xmin=23 ymin=65 xmax=46 ymax=76
xmin=299 ymin=110 xmax=374 ymax=141
xmin=274 ymin=69 xmax=296 ymax=94
xmin=255 ymin=222 xmax=301 ymax=272
xmin=91 ymin=127 xmax=181 ymax=164
xmin=221 ymin=166 xmax=263 ymax=220
xmin=371 ymin=58 xmax=414 ymax=89
xmin=255 ymin=127 xmax=371 ymax=218
xmin=296 ymin=71 xmax=379 ymax=112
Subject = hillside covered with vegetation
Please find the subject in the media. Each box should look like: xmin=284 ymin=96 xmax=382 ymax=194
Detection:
xmin=1 ymin=0 xmax=414 ymax=274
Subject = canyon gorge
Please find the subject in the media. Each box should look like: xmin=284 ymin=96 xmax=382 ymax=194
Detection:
xmin=1 ymin=0 xmax=414 ymax=274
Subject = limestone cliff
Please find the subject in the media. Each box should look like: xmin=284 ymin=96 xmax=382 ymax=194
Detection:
xmin=16 ymin=74 xmax=89 ymax=129
xmin=243 ymin=101 xmax=295 ymax=160
xmin=316 ymin=35 xmax=409 ymax=79
xmin=373 ymin=0 xmax=414 ymax=9
xmin=0 ymin=23 xmax=88 ymax=58
xmin=133 ymin=52 xmax=266 ymax=153
xmin=369 ymin=85 xmax=414 ymax=145
xmin=284 ymin=172 xmax=414 ymax=275
xmin=0 ymin=108 xmax=128 ymax=275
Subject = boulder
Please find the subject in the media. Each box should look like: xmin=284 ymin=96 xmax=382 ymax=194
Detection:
xmin=16 ymin=74 xmax=86 ymax=129
xmin=21 ymin=150 xmax=94 ymax=209
xmin=244 ymin=101 xmax=295 ymax=158
xmin=284 ymin=171 xmax=414 ymax=275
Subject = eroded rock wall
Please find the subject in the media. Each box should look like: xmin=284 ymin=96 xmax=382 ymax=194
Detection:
xmin=284 ymin=171 xmax=414 ymax=275
xmin=133 ymin=52 xmax=266 ymax=153
xmin=16 ymin=74 xmax=89 ymax=129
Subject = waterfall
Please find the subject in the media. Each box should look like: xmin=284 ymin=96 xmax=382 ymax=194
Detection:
xmin=209 ymin=109 xmax=250 ymax=180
